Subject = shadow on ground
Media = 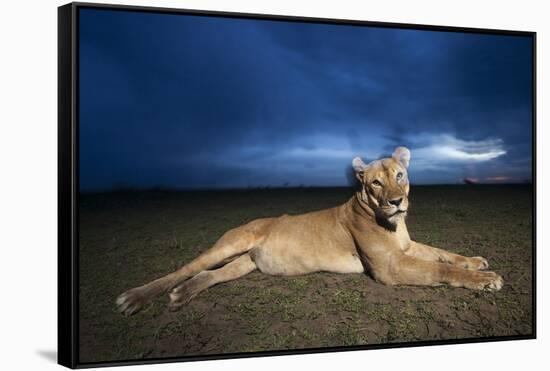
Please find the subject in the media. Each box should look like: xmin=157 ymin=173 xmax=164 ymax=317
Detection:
xmin=36 ymin=350 xmax=57 ymax=363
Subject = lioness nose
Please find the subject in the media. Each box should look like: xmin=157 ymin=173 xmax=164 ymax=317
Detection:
xmin=389 ymin=198 xmax=403 ymax=207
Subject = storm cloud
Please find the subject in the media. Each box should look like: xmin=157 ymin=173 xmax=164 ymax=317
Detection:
xmin=79 ymin=8 xmax=533 ymax=191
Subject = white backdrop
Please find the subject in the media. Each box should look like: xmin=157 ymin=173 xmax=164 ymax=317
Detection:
xmin=0 ymin=0 xmax=546 ymax=370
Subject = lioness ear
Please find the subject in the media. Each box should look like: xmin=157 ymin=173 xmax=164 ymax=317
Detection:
xmin=392 ymin=146 xmax=411 ymax=168
xmin=352 ymin=157 xmax=368 ymax=173
xmin=352 ymin=157 xmax=369 ymax=182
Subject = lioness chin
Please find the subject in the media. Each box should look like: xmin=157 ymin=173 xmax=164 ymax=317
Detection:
xmin=116 ymin=146 xmax=503 ymax=316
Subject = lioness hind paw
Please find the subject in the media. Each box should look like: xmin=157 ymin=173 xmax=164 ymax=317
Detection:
xmin=116 ymin=288 xmax=148 ymax=316
xmin=168 ymin=271 xmax=211 ymax=311
xmin=167 ymin=286 xmax=198 ymax=311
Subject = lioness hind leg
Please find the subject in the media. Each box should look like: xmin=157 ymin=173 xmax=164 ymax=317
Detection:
xmin=168 ymin=253 xmax=257 ymax=311
xmin=116 ymin=218 xmax=275 ymax=316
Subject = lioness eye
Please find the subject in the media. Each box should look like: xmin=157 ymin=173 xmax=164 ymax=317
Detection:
xmin=372 ymin=180 xmax=382 ymax=187
xmin=396 ymin=172 xmax=403 ymax=180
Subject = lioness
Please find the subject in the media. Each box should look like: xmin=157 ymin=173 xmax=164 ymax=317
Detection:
xmin=117 ymin=146 xmax=503 ymax=316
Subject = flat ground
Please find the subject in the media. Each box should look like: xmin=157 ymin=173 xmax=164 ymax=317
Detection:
xmin=78 ymin=185 xmax=533 ymax=364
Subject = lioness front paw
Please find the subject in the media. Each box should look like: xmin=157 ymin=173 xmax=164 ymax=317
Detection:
xmin=116 ymin=287 xmax=149 ymax=316
xmin=468 ymin=256 xmax=489 ymax=270
xmin=467 ymin=271 xmax=503 ymax=291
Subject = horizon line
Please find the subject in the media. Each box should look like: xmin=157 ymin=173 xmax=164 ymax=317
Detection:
xmin=79 ymin=182 xmax=533 ymax=195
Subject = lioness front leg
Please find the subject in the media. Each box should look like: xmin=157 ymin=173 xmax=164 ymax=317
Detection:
xmin=378 ymin=253 xmax=503 ymax=291
xmin=406 ymin=241 xmax=489 ymax=271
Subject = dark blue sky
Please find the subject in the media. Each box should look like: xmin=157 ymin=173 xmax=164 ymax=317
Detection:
xmin=79 ymin=8 xmax=533 ymax=191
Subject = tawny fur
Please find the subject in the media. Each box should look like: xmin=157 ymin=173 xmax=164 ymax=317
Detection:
xmin=116 ymin=147 xmax=503 ymax=316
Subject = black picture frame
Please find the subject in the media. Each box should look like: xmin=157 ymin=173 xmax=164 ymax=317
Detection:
xmin=58 ymin=2 xmax=537 ymax=369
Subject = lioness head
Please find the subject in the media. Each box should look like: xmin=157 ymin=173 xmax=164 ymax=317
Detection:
xmin=352 ymin=147 xmax=411 ymax=226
